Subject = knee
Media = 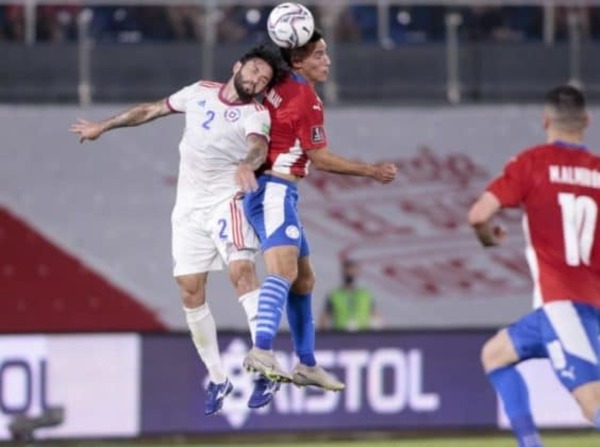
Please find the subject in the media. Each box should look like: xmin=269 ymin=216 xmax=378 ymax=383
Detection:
xmin=263 ymin=250 xmax=299 ymax=283
xmin=573 ymin=382 xmax=600 ymax=423
xmin=278 ymin=262 xmax=298 ymax=284
xmin=481 ymin=332 xmax=513 ymax=373
xmin=268 ymin=263 xmax=298 ymax=285
xmin=292 ymin=272 xmax=315 ymax=295
xmin=480 ymin=340 xmax=494 ymax=372
xmin=180 ymin=287 xmax=205 ymax=308
xmin=229 ymin=261 xmax=258 ymax=295
xmin=176 ymin=278 xmax=205 ymax=308
xmin=580 ymin=400 xmax=600 ymax=424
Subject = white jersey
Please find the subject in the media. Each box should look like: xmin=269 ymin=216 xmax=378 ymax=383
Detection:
xmin=167 ymin=80 xmax=271 ymax=211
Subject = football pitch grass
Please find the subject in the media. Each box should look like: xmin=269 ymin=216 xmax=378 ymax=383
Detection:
xmin=83 ymin=432 xmax=597 ymax=447
xmin=211 ymin=434 xmax=598 ymax=447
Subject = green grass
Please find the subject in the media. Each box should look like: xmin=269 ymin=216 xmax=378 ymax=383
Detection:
xmin=278 ymin=435 xmax=598 ymax=447
xmin=121 ymin=433 xmax=597 ymax=447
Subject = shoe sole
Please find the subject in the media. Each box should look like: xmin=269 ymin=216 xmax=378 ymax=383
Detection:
xmin=247 ymin=391 xmax=279 ymax=409
xmin=292 ymin=374 xmax=345 ymax=391
xmin=248 ymin=400 xmax=271 ymax=409
xmin=243 ymin=358 xmax=293 ymax=383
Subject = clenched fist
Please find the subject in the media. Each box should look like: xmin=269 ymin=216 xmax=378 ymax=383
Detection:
xmin=372 ymin=162 xmax=397 ymax=184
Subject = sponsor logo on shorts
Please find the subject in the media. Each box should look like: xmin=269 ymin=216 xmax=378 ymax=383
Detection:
xmin=285 ymin=225 xmax=300 ymax=239
xmin=225 ymin=108 xmax=241 ymax=122
xmin=559 ymin=366 xmax=576 ymax=381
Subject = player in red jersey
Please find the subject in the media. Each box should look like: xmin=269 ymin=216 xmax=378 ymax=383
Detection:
xmin=238 ymin=29 xmax=397 ymax=388
xmin=468 ymin=85 xmax=600 ymax=446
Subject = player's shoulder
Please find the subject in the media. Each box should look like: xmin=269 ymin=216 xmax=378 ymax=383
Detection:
xmin=177 ymin=80 xmax=221 ymax=91
xmin=235 ymin=99 xmax=268 ymax=118
xmin=280 ymin=73 xmax=318 ymax=98
xmin=175 ymin=80 xmax=221 ymax=97
xmin=522 ymin=143 xmax=549 ymax=155
xmin=198 ymin=80 xmax=223 ymax=89
xmin=250 ymin=99 xmax=267 ymax=112
xmin=521 ymin=142 xmax=599 ymax=164
xmin=509 ymin=143 xmax=549 ymax=164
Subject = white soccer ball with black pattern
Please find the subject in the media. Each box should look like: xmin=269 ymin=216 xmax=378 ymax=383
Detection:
xmin=267 ymin=2 xmax=315 ymax=49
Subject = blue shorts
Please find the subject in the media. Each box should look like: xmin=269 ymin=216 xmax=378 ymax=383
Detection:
xmin=508 ymin=301 xmax=600 ymax=391
xmin=243 ymin=174 xmax=310 ymax=257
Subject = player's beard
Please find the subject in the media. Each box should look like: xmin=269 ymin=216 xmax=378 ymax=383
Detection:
xmin=233 ymin=73 xmax=255 ymax=102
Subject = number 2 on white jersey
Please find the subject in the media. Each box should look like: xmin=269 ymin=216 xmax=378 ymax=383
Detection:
xmin=558 ymin=192 xmax=598 ymax=266
xmin=202 ymin=110 xmax=215 ymax=129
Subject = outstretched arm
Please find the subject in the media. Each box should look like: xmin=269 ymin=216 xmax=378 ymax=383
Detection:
xmin=468 ymin=191 xmax=506 ymax=247
xmin=69 ymin=99 xmax=173 ymax=143
xmin=307 ymin=147 xmax=397 ymax=184
xmin=235 ymin=134 xmax=269 ymax=192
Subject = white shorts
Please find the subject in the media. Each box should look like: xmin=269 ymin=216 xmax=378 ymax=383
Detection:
xmin=171 ymin=196 xmax=259 ymax=277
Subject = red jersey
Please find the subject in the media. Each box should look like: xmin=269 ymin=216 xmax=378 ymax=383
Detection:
xmin=488 ymin=142 xmax=600 ymax=307
xmin=263 ymin=73 xmax=327 ymax=177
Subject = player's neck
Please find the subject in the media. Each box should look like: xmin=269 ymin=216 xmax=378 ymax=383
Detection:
xmin=292 ymin=70 xmax=315 ymax=88
xmin=220 ymin=82 xmax=244 ymax=104
xmin=547 ymin=130 xmax=584 ymax=146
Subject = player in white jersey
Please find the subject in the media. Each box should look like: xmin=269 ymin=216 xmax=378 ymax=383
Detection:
xmin=69 ymin=45 xmax=288 ymax=415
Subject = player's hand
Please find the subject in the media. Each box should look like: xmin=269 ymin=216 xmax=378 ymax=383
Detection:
xmin=69 ymin=119 xmax=104 ymax=143
xmin=491 ymin=224 xmax=507 ymax=245
xmin=235 ymin=163 xmax=258 ymax=193
xmin=373 ymin=162 xmax=397 ymax=184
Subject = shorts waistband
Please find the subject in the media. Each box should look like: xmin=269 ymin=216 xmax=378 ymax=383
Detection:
xmin=258 ymin=174 xmax=299 ymax=189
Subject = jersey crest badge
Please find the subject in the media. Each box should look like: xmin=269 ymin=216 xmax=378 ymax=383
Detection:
xmin=224 ymin=108 xmax=241 ymax=123
xmin=311 ymin=126 xmax=325 ymax=143
xmin=285 ymin=225 xmax=300 ymax=240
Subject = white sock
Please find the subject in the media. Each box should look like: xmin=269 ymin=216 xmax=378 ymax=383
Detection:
xmin=238 ymin=289 xmax=259 ymax=344
xmin=184 ymin=304 xmax=227 ymax=384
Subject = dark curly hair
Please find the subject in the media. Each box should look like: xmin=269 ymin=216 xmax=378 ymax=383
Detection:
xmin=239 ymin=43 xmax=289 ymax=90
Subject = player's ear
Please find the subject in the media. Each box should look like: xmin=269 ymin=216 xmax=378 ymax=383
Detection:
xmin=542 ymin=110 xmax=551 ymax=131
xmin=288 ymin=49 xmax=303 ymax=70
xmin=291 ymin=55 xmax=303 ymax=71
xmin=232 ymin=60 xmax=242 ymax=75
xmin=584 ymin=111 xmax=591 ymax=129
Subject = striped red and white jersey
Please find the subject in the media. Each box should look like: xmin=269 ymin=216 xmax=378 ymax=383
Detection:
xmin=487 ymin=142 xmax=600 ymax=308
xmin=167 ymin=80 xmax=270 ymax=210
xmin=263 ymin=72 xmax=327 ymax=177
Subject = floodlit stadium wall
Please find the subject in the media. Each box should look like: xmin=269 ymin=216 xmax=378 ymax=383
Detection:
xmin=0 ymin=332 xmax=590 ymax=440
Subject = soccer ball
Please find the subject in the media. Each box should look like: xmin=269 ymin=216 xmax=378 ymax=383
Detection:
xmin=267 ymin=2 xmax=315 ymax=49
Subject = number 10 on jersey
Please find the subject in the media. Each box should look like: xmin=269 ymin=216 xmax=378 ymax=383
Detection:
xmin=558 ymin=192 xmax=598 ymax=266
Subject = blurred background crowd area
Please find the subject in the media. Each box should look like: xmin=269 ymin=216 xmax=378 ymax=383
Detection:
xmin=0 ymin=3 xmax=598 ymax=44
